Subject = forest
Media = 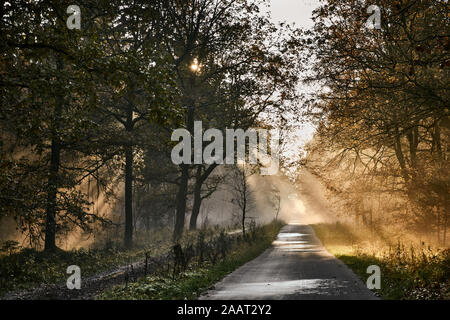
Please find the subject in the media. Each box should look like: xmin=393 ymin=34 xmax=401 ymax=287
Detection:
xmin=0 ymin=0 xmax=448 ymax=301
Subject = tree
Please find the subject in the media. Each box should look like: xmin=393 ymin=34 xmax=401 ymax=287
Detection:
xmin=231 ymin=164 xmax=257 ymax=236
xmin=270 ymin=185 xmax=281 ymax=221
xmin=160 ymin=0 xmax=302 ymax=240
xmin=304 ymin=0 xmax=449 ymax=242
xmin=189 ymin=164 xmax=221 ymax=230
xmin=0 ymin=1 xmax=181 ymax=249
xmin=86 ymin=1 xmax=180 ymax=248
xmin=0 ymin=1 xmax=115 ymax=250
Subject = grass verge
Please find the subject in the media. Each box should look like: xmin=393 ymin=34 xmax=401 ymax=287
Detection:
xmin=0 ymin=226 xmax=217 ymax=297
xmin=0 ymin=245 xmax=151 ymax=296
xmin=312 ymin=223 xmax=449 ymax=300
xmin=98 ymin=221 xmax=284 ymax=300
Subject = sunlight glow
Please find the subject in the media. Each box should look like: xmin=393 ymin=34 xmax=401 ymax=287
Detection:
xmin=190 ymin=58 xmax=201 ymax=73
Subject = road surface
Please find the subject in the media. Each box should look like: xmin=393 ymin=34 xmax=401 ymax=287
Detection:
xmin=200 ymin=224 xmax=378 ymax=300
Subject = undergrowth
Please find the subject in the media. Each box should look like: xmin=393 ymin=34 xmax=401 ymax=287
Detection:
xmin=312 ymin=223 xmax=450 ymax=300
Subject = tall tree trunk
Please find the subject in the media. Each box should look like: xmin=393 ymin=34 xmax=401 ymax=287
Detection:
xmin=44 ymin=133 xmax=61 ymax=252
xmin=174 ymin=163 xmax=189 ymax=241
xmin=124 ymin=101 xmax=134 ymax=248
xmin=189 ymin=164 xmax=218 ymax=230
xmin=394 ymin=134 xmax=409 ymax=183
xmin=407 ymin=126 xmax=419 ymax=184
xmin=242 ymin=171 xmax=247 ymax=236
xmin=242 ymin=199 xmax=246 ymax=237
xmin=124 ymin=143 xmax=133 ymax=248
xmin=189 ymin=166 xmax=203 ymax=230
xmin=44 ymin=56 xmax=64 ymax=252
xmin=173 ymin=103 xmax=194 ymax=241
xmin=407 ymin=126 xmax=419 ymax=169
xmin=443 ymin=207 xmax=447 ymax=246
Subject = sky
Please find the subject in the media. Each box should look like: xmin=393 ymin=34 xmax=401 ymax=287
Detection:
xmin=265 ymin=0 xmax=322 ymax=171
xmin=269 ymin=0 xmax=320 ymax=28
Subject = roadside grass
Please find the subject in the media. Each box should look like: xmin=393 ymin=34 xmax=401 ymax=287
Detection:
xmin=98 ymin=221 xmax=284 ymax=300
xmin=0 ymin=246 xmax=147 ymax=296
xmin=312 ymin=223 xmax=450 ymax=300
xmin=0 ymin=226 xmax=221 ymax=297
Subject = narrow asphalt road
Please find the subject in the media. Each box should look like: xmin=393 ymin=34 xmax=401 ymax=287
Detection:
xmin=200 ymin=224 xmax=378 ymax=300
